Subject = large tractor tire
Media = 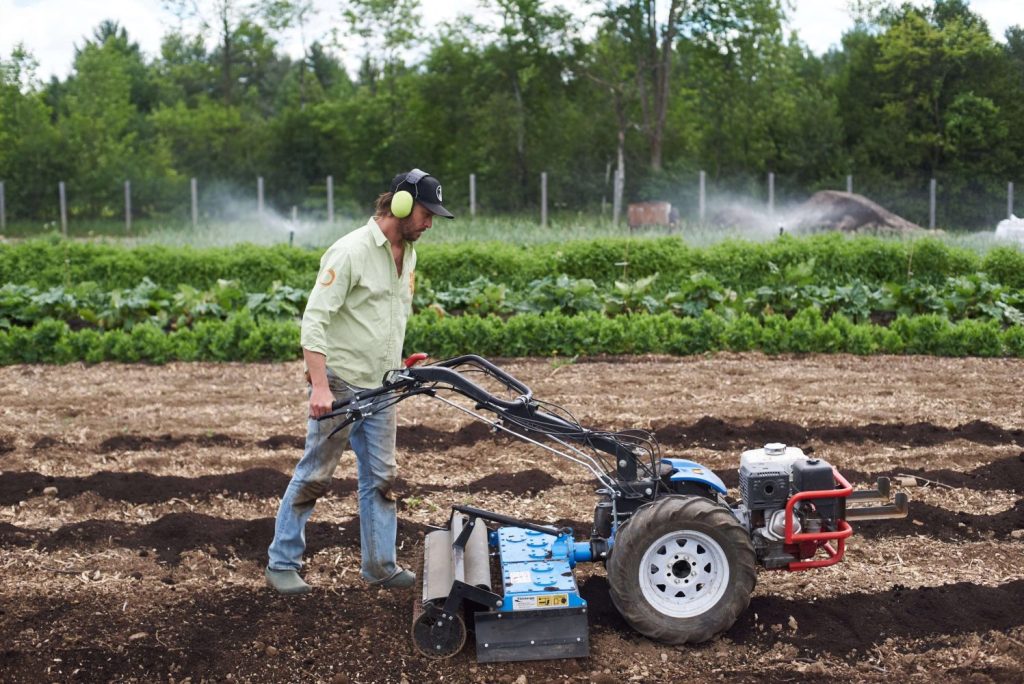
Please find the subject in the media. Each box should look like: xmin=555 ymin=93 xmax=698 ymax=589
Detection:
xmin=606 ymin=495 xmax=756 ymax=644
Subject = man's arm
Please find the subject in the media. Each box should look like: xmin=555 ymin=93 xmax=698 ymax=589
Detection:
xmin=301 ymin=247 xmax=353 ymax=418
xmin=304 ymin=348 xmax=335 ymax=419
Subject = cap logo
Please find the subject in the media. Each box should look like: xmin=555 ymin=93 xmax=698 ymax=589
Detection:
xmin=436 ymin=185 xmax=443 ymax=202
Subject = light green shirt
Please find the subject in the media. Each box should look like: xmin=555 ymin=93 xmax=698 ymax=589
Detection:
xmin=301 ymin=218 xmax=416 ymax=389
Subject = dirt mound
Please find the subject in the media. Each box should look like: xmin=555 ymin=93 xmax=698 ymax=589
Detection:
xmin=20 ymin=513 xmax=428 ymax=564
xmin=256 ymin=434 xmax=304 ymax=450
xmin=98 ymin=433 xmax=245 ymax=452
xmin=399 ymin=421 xmax=506 ymax=451
xmin=708 ymin=191 xmax=924 ymax=234
xmin=0 ymin=468 xmax=293 ymax=505
xmin=463 ymin=468 xmax=563 ymax=496
xmin=857 ymin=500 xmax=1024 ymax=541
xmin=793 ymin=190 xmax=923 ymax=233
xmin=30 ymin=435 xmax=65 ymax=450
xmin=889 ymin=452 xmax=1024 ymax=493
xmin=734 ymin=579 xmax=1024 ymax=656
xmin=655 ymin=417 xmax=1024 ymax=451
xmin=582 ymin=575 xmax=1024 ymax=657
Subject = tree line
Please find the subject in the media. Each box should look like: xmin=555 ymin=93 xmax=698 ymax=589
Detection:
xmin=0 ymin=0 xmax=1021 ymax=228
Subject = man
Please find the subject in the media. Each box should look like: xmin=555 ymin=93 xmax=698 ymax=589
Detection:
xmin=266 ymin=169 xmax=454 ymax=594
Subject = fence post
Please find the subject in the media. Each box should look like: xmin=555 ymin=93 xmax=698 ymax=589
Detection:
xmin=612 ymin=167 xmax=623 ymax=225
xmin=1009 ymin=181 xmax=1015 ymax=219
xmin=846 ymin=174 xmax=853 ymax=194
xmin=59 ymin=181 xmax=68 ymax=237
xmin=469 ymin=173 xmax=476 ymax=219
xmin=698 ymin=170 xmax=706 ymax=223
xmin=767 ymin=172 xmax=775 ymax=216
xmin=602 ymin=162 xmax=612 ymax=217
xmin=191 ymin=177 xmax=198 ymax=228
xmin=929 ymin=178 xmax=937 ymax=229
xmin=540 ymin=171 xmax=548 ymax=228
xmin=257 ymin=176 xmax=264 ymax=215
xmin=0 ymin=181 xmax=5 ymax=232
xmin=326 ymin=175 xmax=334 ymax=223
xmin=125 ymin=180 xmax=132 ymax=234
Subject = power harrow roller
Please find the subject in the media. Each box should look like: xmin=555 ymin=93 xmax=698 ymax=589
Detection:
xmin=324 ymin=354 xmax=909 ymax=663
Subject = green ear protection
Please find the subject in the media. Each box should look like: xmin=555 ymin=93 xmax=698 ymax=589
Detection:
xmin=391 ymin=169 xmax=429 ymax=218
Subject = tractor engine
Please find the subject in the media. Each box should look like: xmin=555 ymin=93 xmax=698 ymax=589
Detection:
xmin=737 ymin=443 xmax=844 ymax=569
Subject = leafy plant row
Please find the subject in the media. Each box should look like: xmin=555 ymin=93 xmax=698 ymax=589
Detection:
xmin=3 ymin=309 xmax=1021 ymax=365
xmin=3 ymin=234 xmax=1023 ymax=292
xmin=417 ymin=270 xmax=1024 ymax=327
xmin=0 ymin=278 xmax=305 ymax=331
xmin=5 ymin=268 xmax=1021 ymax=333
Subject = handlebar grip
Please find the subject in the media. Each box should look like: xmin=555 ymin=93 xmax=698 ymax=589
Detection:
xmin=433 ymin=354 xmax=532 ymax=398
xmin=330 ymin=397 xmax=353 ymax=411
xmin=404 ymin=352 xmax=429 ymax=368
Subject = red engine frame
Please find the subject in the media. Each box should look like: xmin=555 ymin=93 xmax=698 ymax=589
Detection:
xmin=781 ymin=467 xmax=854 ymax=571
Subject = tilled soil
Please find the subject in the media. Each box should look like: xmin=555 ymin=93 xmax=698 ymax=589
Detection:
xmin=1 ymin=353 xmax=1023 ymax=683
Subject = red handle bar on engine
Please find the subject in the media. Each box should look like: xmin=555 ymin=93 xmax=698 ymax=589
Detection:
xmin=783 ymin=466 xmax=854 ymax=571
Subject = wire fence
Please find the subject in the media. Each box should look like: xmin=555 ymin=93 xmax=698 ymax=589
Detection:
xmin=0 ymin=170 xmax=1018 ymax=237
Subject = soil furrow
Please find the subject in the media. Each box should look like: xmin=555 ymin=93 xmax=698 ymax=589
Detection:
xmin=0 ymin=468 xmax=563 ymax=506
xmin=3 ymin=498 xmax=1020 ymax=567
xmin=11 ymin=416 xmax=1024 ymax=456
xmin=4 ymin=453 xmax=1020 ymax=511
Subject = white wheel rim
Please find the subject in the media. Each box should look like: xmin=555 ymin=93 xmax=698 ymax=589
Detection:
xmin=637 ymin=529 xmax=730 ymax=618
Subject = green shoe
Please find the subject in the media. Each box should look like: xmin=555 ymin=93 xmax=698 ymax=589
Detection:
xmin=265 ymin=567 xmax=311 ymax=595
xmin=379 ymin=567 xmax=416 ymax=590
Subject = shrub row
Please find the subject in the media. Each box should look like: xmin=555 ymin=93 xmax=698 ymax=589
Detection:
xmin=3 ymin=309 xmax=1021 ymax=365
xmin=0 ymin=313 xmax=298 ymax=364
xmin=4 ymin=234 xmax=1023 ymax=292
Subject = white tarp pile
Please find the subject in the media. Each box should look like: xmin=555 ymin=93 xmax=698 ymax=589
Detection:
xmin=995 ymin=215 xmax=1024 ymax=243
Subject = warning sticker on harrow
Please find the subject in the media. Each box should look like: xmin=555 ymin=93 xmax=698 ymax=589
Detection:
xmin=508 ymin=571 xmax=532 ymax=586
xmin=512 ymin=594 xmax=569 ymax=611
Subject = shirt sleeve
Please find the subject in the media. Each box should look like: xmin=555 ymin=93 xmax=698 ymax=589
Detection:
xmin=300 ymin=247 xmax=353 ymax=356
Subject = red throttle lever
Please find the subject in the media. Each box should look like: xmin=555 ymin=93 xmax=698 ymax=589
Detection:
xmin=404 ymin=353 xmax=429 ymax=368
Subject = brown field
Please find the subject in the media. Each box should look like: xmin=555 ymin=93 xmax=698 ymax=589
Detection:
xmin=1 ymin=353 xmax=1023 ymax=683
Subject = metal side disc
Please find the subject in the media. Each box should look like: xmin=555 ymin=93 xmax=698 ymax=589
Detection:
xmin=411 ymin=604 xmax=466 ymax=659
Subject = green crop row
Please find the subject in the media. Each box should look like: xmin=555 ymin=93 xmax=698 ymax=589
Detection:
xmin=5 ymin=268 xmax=1021 ymax=334
xmin=417 ymin=271 xmax=1024 ymax=326
xmin=3 ymin=309 xmax=1021 ymax=365
xmin=3 ymin=234 xmax=1023 ymax=292
xmin=0 ymin=278 xmax=306 ymax=331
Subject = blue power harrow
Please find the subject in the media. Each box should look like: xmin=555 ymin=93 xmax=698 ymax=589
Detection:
xmin=323 ymin=355 xmax=908 ymax=663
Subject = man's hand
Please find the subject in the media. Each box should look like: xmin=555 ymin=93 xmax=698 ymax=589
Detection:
xmin=309 ymin=384 xmax=335 ymax=419
xmin=303 ymin=349 xmax=334 ymax=419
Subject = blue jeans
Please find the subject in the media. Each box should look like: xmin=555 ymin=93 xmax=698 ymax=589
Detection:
xmin=267 ymin=372 xmax=401 ymax=584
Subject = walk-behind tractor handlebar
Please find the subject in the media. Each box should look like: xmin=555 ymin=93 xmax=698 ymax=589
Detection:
xmin=320 ymin=354 xmax=909 ymax=663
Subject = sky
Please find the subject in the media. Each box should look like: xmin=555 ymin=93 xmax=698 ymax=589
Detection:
xmin=0 ymin=0 xmax=1021 ymax=82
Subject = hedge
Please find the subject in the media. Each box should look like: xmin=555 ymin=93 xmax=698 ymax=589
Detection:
xmin=3 ymin=309 xmax=1021 ymax=365
xmin=3 ymin=234 xmax=1021 ymax=293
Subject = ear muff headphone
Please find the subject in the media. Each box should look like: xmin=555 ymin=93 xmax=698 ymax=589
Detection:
xmin=391 ymin=168 xmax=429 ymax=218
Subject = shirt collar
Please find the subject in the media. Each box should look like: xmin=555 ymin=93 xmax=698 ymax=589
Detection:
xmin=369 ymin=217 xmax=389 ymax=247
xmin=370 ymin=217 xmax=415 ymax=254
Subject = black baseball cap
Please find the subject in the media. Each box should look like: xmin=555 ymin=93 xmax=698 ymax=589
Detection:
xmin=390 ymin=169 xmax=455 ymax=219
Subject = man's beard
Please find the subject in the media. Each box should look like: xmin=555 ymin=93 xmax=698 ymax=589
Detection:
xmin=398 ymin=215 xmax=421 ymax=241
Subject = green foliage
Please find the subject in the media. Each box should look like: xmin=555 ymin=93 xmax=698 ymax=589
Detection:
xmin=2 ymin=237 xmax=1021 ymax=335
xmin=4 ymin=303 xmax=1023 ymax=366
xmin=981 ymin=248 xmax=1024 ymax=290
xmin=2 ymin=234 xmax=1009 ymax=296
